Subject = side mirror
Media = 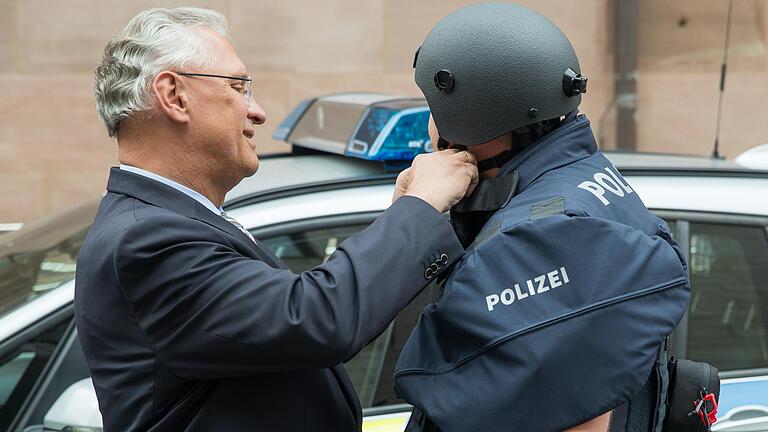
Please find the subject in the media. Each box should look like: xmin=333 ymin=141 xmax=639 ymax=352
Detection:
xmin=43 ymin=378 xmax=102 ymax=431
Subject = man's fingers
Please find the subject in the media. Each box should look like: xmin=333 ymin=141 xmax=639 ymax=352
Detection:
xmin=392 ymin=167 xmax=413 ymax=202
xmin=461 ymin=150 xmax=477 ymax=166
xmin=437 ymin=149 xmax=479 ymax=199
xmin=398 ymin=167 xmax=412 ymax=180
xmin=396 ymin=168 xmax=412 ymax=191
xmin=464 ymin=164 xmax=480 ymax=197
xmin=404 ymin=149 xmax=481 ymax=211
xmin=445 ymin=149 xmax=478 ymax=167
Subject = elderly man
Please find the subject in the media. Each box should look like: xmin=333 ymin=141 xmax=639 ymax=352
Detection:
xmin=75 ymin=7 xmax=477 ymax=432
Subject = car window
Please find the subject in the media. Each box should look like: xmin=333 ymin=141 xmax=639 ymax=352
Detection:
xmin=0 ymin=200 xmax=97 ymax=321
xmin=370 ymin=281 xmax=438 ymax=407
xmin=0 ymin=320 xmax=69 ymax=430
xmin=260 ymin=224 xmax=370 ymax=271
xmin=685 ymin=222 xmax=768 ymax=371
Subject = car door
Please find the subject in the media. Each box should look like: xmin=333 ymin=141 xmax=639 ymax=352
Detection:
xmin=0 ymin=312 xmax=73 ymax=431
xmin=661 ymin=212 xmax=768 ymax=431
xmin=0 ymin=201 xmax=94 ymax=431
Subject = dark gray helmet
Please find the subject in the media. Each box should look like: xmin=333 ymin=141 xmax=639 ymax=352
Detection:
xmin=414 ymin=2 xmax=587 ymax=146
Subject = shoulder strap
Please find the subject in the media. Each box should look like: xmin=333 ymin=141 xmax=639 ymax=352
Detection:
xmin=652 ymin=340 xmax=670 ymax=432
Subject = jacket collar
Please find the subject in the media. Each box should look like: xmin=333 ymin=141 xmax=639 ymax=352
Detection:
xmin=106 ymin=167 xmax=252 ymax=246
xmin=499 ymin=111 xmax=598 ymax=193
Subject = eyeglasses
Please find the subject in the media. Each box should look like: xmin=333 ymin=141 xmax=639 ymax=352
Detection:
xmin=175 ymin=72 xmax=253 ymax=102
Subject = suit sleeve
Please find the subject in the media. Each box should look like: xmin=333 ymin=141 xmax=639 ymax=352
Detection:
xmin=114 ymin=196 xmax=463 ymax=378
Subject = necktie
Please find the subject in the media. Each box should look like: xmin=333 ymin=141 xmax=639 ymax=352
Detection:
xmin=220 ymin=211 xmax=257 ymax=244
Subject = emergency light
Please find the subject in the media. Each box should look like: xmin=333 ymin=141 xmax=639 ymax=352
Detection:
xmin=273 ymin=93 xmax=433 ymax=164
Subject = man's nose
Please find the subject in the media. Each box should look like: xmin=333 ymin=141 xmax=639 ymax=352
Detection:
xmin=247 ymin=98 xmax=267 ymax=125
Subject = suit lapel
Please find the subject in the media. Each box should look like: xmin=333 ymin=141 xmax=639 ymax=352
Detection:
xmin=106 ymin=167 xmax=276 ymax=262
xmin=191 ymin=204 xmax=287 ymax=268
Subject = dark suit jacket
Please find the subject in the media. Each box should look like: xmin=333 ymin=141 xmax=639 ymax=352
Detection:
xmin=74 ymin=167 xmax=463 ymax=432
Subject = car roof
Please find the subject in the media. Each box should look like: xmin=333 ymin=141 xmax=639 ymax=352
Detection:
xmin=225 ymin=150 xmax=768 ymax=205
xmin=604 ymin=150 xmax=768 ymax=173
xmin=225 ymin=154 xmax=388 ymax=204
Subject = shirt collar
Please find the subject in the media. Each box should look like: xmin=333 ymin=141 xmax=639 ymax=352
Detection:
xmin=119 ymin=164 xmax=223 ymax=215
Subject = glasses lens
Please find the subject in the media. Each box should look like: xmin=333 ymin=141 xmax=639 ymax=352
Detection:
xmin=246 ymin=79 xmax=253 ymax=102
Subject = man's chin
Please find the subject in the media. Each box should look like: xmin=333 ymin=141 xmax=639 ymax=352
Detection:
xmin=243 ymin=159 xmax=260 ymax=177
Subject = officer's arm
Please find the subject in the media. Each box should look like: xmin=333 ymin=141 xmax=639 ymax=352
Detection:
xmin=114 ymin=196 xmax=463 ymax=379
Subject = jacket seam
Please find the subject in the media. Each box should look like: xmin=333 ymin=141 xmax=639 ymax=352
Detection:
xmin=112 ymin=198 xmax=162 ymax=414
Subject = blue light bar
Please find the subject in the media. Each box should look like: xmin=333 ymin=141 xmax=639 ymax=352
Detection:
xmin=347 ymin=107 xmax=432 ymax=161
xmin=274 ymin=95 xmax=433 ymax=163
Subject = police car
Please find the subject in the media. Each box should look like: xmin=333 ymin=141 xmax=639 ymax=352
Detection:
xmin=0 ymin=93 xmax=767 ymax=431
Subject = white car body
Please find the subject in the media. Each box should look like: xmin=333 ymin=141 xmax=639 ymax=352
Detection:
xmin=1 ymin=152 xmax=767 ymax=431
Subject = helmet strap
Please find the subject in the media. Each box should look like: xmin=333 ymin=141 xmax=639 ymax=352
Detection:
xmin=475 ymin=116 xmax=564 ymax=173
xmin=437 ymin=137 xmax=451 ymax=151
xmin=437 ymin=116 xmax=563 ymax=173
xmin=477 ymin=150 xmax=515 ymax=172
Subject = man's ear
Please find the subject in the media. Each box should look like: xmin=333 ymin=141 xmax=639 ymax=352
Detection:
xmin=153 ymin=71 xmax=190 ymax=124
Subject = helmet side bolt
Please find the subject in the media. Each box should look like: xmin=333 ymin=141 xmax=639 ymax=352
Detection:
xmin=528 ymin=108 xmax=539 ymax=118
xmin=434 ymin=70 xmax=455 ymax=93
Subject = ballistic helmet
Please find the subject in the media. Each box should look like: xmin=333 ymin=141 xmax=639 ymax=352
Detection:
xmin=414 ymin=3 xmax=587 ymax=146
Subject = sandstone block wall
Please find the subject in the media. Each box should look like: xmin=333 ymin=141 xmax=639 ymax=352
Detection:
xmin=0 ymin=0 xmax=765 ymax=223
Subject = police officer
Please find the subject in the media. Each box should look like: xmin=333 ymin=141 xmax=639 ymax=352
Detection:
xmin=393 ymin=4 xmax=691 ymax=432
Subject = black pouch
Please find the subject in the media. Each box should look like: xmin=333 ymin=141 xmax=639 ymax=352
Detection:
xmin=663 ymin=359 xmax=720 ymax=432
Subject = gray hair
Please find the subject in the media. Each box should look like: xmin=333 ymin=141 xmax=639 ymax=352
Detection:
xmin=95 ymin=7 xmax=229 ymax=137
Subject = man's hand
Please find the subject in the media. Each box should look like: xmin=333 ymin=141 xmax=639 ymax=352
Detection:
xmin=392 ymin=149 xmax=479 ymax=213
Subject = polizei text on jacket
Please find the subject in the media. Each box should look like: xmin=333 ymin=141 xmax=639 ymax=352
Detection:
xmin=485 ymin=267 xmax=570 ymax=312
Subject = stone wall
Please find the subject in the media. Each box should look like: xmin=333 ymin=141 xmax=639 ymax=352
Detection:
xmin=0 ymin=0 xmax=765 ymax=223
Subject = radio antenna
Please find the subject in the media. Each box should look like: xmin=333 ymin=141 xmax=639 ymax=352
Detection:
xmin=712 ymin=0 xmax=734 ymax=159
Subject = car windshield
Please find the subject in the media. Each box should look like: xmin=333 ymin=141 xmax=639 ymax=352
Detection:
xmin=0 ymin=199 xmax=99 ymax=320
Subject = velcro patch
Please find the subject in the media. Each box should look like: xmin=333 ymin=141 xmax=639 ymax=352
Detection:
xmin=531 ymin=196 xmax=565 ymax=220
